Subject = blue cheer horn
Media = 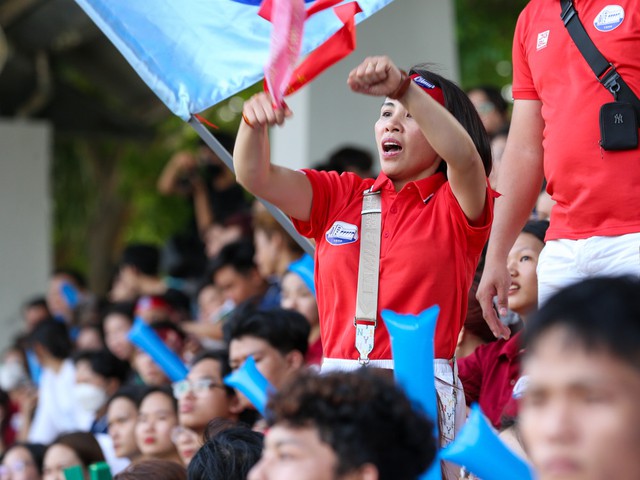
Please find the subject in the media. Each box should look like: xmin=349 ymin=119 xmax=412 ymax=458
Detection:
xmin=60 ymin=281 xmax=80 ymax=308
xmin=127 ymin=317 xmax=188 ymax=382
xmin=224 ymin=356 xmax=273 ymax=417
xmin=440 ymin=403 xmax=535 ymax=480
xmin=382 ymin=306 xmax=440 ymax=426
xmin=382 ymin=306 xmax=441 ymax=480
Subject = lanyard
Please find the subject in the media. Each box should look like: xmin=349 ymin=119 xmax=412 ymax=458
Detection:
xmin=354 ymin=188 xmax=382 ymax=364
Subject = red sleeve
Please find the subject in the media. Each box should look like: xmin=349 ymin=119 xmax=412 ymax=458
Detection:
xmin=512 ymin=5 xmax=540 ymax=101
xmin=441 ymin=181 xmax=495 ymax=257
xmin=291 ymin=169 xmax=364 ymax=241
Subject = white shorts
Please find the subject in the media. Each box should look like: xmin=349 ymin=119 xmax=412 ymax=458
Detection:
xmin=537 ymin=232 xmax=640 ymax=306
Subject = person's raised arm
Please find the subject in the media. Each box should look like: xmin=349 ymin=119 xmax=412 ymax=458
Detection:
xmin=405 ymin=79 xmax=488 ymax=222
xmin=477 ymin=99 xmax=545 ymax=339
xmin=233 ymin=93 xmax=313 ymax=222
xmin=157 ymin=151 xmax=197 ymax=196
xmin=347 ymin=56 xmax=487 ymax=221
xmin=192 ymin=179 xmax=215 ymax=234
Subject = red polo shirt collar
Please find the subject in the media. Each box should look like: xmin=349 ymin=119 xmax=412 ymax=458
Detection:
xmin=499 ymin=331 xmax=525 ymax=361
xmin=370 ymin=172 xmax=447 ymax=202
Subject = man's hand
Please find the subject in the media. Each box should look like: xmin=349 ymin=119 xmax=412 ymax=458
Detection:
xmin=477 ymin=260 xmax=512 ymax=339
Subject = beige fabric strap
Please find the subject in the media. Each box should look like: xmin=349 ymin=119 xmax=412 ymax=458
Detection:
xmin=354 ymin=188 xmax=382 ymax=365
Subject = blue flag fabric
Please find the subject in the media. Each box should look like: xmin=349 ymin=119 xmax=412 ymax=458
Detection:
xmin=74 ymin=0 xmax=394 ymax=120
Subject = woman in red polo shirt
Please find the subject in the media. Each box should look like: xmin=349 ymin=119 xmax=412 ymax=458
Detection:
xmin=233 ymin=55 xmax=493 ymax=445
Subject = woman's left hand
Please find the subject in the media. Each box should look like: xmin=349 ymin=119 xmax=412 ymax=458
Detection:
xmin=347 ymin=56 xmax=403 ymax=97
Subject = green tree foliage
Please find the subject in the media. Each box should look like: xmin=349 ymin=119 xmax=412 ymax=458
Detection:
xmin=456 ymin=0 xmax=528 ymax=89
xmin=52 ymin=91 xmax=258 ymax=294
xmin=52 ymin=128 xmax=191 ymax=293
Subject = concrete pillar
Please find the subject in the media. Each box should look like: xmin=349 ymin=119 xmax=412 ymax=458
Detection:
xmin=272 ymin=0 xmax=458 ymax=170
xmin=0 ymin=120 xmax=52 ymax=351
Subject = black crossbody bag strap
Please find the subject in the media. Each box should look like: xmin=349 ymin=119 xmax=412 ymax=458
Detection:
xmin=561 ymin=0 xmax=640 ymax=119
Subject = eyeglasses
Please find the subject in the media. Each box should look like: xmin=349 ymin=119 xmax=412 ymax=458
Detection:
xmin=475 ymin=102 xmax=496 ymax=115
xmin=171 ymin=425 xmax=199 ymax=444
xmin=172 ymin=378 xmax=225 ymax=398
xmin=0 ymin=461 xmax=34 ymax=479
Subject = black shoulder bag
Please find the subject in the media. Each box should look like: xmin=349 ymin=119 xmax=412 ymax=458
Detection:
xmin=561 ymin=0 xmax=640 ymax=150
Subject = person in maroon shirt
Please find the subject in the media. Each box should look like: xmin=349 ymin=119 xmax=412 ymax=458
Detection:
xmin=458 ymin=220 xmax=548 ymax=428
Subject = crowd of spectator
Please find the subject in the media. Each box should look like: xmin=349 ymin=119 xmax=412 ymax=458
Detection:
xmin=2 ymin=2 xmax=640 ymax=476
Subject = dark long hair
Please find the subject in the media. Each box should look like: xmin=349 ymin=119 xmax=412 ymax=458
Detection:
xmin=187 ymin=421 xmax=263 ymax=480
xmin=48 ymin=432 xmax=105 ymax=468
xmin=115 ymin=459 xmax=187 ymax=480
xmin=1 ymin=443 xmax=47 ymax=474
xmin=409 ymin=64 xmax=493 ymax=178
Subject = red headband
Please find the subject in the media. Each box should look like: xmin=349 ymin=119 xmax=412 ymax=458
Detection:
xmin=135 ymin=295 xmax=170 ymax=314
xmin=410 ymin=74 xmax=445 ymax=107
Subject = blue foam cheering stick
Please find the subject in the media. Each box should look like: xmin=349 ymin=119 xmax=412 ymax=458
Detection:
xmin=60 ymin=281 xmax=80 ymax=308
xmin=440 ymin=403 xmax=535 ymax=480
xmin=224 ymin=356 xmax=273 ymax=417
xmin=127 ymin=317 xmax=188 ymax=382
xmin=382 ymin=306 xmax=441 ymax=480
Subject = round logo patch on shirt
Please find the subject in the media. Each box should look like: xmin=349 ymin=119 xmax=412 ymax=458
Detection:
xmin=593 ymin=5 xmax=625 ymax=32
xmin=325 ymin=221 xmax=359 ymax=245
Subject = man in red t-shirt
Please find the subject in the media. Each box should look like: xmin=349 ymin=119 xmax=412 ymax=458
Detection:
xmin=479 ymin=0 xmax=640 ymax=338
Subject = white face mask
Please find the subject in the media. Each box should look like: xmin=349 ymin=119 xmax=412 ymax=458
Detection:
xmin=0 ymin=361 xmax=29 ymax=391
xmin=73 ymin=383 xmax=108 ymax=413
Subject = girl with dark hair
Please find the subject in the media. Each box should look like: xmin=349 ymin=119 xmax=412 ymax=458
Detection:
xmin=42 ymin=432 xmax=105 ymax=480
xmin=1 ymin=442 xmax=46 ymax=480
xmin=114 ymin=459 xmax=186 ymax=480
xmin=234 ymin=55 xmax=493 ymax=468
xmin=134 ymin=387 xmax=181 ymax=466
xmin=459 ymin=220 xmax=549 ymax=430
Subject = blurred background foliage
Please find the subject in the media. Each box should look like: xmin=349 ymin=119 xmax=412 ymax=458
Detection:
xmin=51 ymin=85 xmax=262 ymax=293
xmin=456 ymin=0 xmax=528 ymax=89
xmin=50 ymin=0 xmax=527 ymax=293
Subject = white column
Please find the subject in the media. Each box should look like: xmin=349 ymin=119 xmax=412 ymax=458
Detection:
xmin=272 ymin=0 xmax=458 ymax=170
xmin=0 ymin=120 xmax=52 ymax=351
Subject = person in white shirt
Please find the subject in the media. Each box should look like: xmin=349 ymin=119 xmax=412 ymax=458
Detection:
xmin=26 ymin=320 xmax=80 ymax=444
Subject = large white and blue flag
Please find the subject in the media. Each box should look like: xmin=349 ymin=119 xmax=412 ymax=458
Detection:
xmin=74 ymin=0 xmax=394 ymax=120
xmin=74 ymin=0 xmax=393 ymax=257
